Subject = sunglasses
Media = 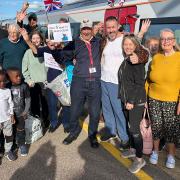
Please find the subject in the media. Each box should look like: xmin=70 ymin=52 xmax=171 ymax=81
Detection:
xmin=29 ymin=18 xmax=37 ymax=21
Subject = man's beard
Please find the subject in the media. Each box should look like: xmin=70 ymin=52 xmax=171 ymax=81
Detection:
xmin=108 ymin=32 xmax=117 ymax=41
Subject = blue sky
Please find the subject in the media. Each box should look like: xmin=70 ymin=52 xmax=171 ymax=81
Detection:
xmin=0 ymin=0 xmax=79 ymax=20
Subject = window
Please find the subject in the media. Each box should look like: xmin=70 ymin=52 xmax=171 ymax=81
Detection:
xmin=70 ymin=23 xmax=80 ymax=39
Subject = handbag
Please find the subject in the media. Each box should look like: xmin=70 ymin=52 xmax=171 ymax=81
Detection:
xmin=140 ymin=107 xmax=153 ymax=155
xmin=47 ymin=71 xmax=71 ymax=106
xmin=25 ymin=115 xmax=43 ymax=144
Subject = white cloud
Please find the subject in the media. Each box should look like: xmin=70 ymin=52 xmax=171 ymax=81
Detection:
xmin=28 ymin=1 xmax=44 ymax=9
xmin=29 ymin=1 xmax=43 ymax=5
xmin=64 ymin=0 xmax=82 ymax=4
xmin=31 ymin=1 xmax=43 ymax=5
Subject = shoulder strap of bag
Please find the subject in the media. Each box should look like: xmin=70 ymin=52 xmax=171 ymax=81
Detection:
xmin=143 ymin=107 xmax=151 ymax=127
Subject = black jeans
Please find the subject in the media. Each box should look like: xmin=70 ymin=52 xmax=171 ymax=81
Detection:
xmin=30 ymin=83 xmax=49 ymax=126
xmin=69 ymin=77 xmax=101 ymax=137
xmin=123 ymin=105 xmax=144 ymax=158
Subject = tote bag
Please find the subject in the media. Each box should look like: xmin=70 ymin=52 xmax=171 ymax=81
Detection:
xmin=25 ymin=115 xmax=43 ymax=144
xmin=47 ymin=71 xmax=71 ymax=106
xmin=140 ymin=108 xmax=153 ymax=155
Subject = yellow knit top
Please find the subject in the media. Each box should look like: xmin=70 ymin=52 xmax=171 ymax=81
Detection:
xmin=146 ymin=51 xmax=180 ymax=102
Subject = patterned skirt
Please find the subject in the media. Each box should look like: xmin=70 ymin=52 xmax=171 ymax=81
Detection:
xmin=148 ymin=97 xmax=180 ymax=144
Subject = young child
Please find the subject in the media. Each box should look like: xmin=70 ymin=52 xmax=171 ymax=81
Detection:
xmin=0 ymin=70 xmax=16 ymax=161
xmin=7 ymin=67 xmax=30 ymax=156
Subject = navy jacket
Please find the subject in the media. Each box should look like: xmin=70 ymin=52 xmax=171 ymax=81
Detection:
xmin=54 ymin=37 xmax=101 ymax=78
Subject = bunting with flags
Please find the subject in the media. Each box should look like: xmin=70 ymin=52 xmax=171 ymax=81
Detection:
xmin=108 ymin=0 xmax=125 ymax=7
xmin=43 ymin=0 xmax=63 ymax=12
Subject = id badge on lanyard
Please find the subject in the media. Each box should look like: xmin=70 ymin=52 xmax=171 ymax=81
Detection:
xmin=89 ymin=66 xmax=96 ymax=74
xmin=85 ymin=42 xmax=96 ymax=74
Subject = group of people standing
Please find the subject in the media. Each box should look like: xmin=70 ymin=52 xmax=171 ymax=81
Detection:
xmin=0 ymin=7 xmax=179 ymax=174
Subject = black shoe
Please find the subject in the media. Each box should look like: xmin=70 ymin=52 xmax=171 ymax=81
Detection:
xmin=119 ymin=141 xmax=129 ymax=150
xmin=0 ymin=148 xmax=4 ymax=158
xmin=64 ymin=128 xmax=70 ymax=133
xmin=0 ymin=152 xmax=3 ymax=158
xmin=63 ymin=134 xmax=78 ymax=145
xmin=48 ymin=126 xmax=57 ymax=133
xmin=5 ymin=151 xmax=16 ymax=161
xmin=100 ymin=134 xmax=117 ymax=142
xmin=89 ymin=135 xmax=99 ymax=148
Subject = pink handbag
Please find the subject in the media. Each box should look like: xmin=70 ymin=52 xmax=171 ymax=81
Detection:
xmin=140 ymin=108 xmax=153 ymax=155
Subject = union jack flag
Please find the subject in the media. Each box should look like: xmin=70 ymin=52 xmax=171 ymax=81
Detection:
xmin=43 ymin=0 xmax=63 ymax=12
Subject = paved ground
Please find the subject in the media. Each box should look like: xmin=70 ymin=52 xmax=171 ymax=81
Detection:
xmin=0 ymin=119 xmax=179 ymax=180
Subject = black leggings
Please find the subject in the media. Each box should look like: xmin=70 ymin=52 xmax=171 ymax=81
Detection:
xmin=123 ymin=105 xmax=144 ymax=158
xmin=30 ymin=83 xmax=49 ymax=122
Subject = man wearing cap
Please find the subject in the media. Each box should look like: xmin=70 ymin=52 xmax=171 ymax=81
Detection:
xmin=59 ymin=19 xmax=102 ymax=147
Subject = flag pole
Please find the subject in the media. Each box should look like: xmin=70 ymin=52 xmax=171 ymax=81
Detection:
xmin=45 ymin=11 xmax=50 ymax=23
xmin=42 ymin=0 xmax=49 ymax=23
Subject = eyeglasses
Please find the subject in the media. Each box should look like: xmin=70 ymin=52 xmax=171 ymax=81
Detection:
xmin=160 ymin=37 xmax=175 ymax=42
xmin=124 ymin=33 xmax=135 ymax=37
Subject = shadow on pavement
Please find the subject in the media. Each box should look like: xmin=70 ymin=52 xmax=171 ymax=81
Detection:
xmin=10 ymin=141 xmax=56 ymax=180
xmin=74 ymin=139 xmax=135 ymax=180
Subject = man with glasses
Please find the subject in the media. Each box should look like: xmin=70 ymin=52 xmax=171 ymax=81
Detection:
xmin=0 ymin=24 xmax=28 ymax=71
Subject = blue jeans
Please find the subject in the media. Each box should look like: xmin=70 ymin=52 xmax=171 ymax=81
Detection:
xmin=47 ymin=89 xmax=58 ymax=128
xmin=69 ymin=77 xmax=101 ymax=137
xmin=101 ymin=81 xmax=129 ymax=142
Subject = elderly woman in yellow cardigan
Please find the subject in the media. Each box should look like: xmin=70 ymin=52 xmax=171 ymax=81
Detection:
xmin=146 ymin=28 xmax=180 ymax=169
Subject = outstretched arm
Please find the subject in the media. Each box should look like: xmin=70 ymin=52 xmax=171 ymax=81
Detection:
xmin=137 ymin=19 xmax=151 ymax=40
xmin=16 ymin=11 xmax=27 ymax=27
xmin=16 ymin=2 xmax=29 ymax=27
xmin=19 ymin=28 xmax=38 ymax=54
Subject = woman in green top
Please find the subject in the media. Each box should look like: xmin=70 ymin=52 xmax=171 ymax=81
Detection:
xmin=22 ymin=31 xmax=48 ymax=123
